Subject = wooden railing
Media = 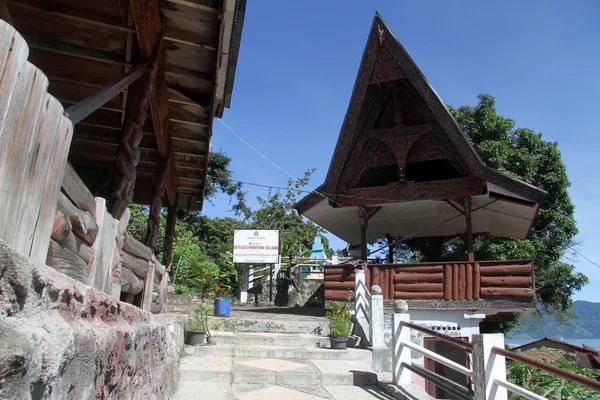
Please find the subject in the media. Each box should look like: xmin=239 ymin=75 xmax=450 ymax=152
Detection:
xmin=324 ymin=260 xmax=535 ymax=302
xmin=0 ymin=20 xmax=73 ymax=263
xmin=47 ymin=163 xmax=168 ymax=313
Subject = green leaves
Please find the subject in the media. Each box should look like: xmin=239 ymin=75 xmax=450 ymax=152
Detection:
xmin=400 ymin=94 xmax=586 ymax=324
xmin=507 ymin=359 xmax=600 ymax=399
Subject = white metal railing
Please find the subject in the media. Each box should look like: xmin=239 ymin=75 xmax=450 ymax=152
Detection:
xmin=392 ymin=314 xmax=476 ymax=400
xmin=389 ymin=309 xmax=600 ymax=400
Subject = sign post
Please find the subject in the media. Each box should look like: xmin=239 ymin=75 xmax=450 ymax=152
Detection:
xmin=234 ymin=230 xmax=279 ymax=304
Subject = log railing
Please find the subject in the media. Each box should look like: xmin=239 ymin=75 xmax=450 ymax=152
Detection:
xmin=0 ymin=20 xmax=74 ymax=263
xmin=324 ymin=260 xmax=535 ymax=302
xmin=47 ymin=162 xmax=168 ymax=313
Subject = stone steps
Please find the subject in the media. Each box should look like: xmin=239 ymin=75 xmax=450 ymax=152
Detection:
xmin=175 ymin=319 xmax=396 ymax=399
xmin=208 ymin=315 xmax=329 ymax=335
xmin=208 ymin=331 xmax=329 ymax=347
xmin=180 ymin=355 xmax=378 ymax=386
xmin=184 ymin=343 xmax=372 ymax=362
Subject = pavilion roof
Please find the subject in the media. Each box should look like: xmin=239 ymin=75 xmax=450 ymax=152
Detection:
xmin=2 ymin=0 xmax=246 ymax=211
xmin=296 ymin=13 xmax=546 ymax=244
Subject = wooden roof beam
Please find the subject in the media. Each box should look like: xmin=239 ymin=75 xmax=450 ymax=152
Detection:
xmin=131 ymin=0 xmax=171 ymax=156
xmin=165 ymin=0 xmax=220 ymax=14
xmin=7 ymin=3 xmax=135 ymax=33
xmin=24 ymin=35 xmax=130 ymax=67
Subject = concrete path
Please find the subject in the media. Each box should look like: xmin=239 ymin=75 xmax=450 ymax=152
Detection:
xmin=174 ymin=332 xmax=395 ymax=400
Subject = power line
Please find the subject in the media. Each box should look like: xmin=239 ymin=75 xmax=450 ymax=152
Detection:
xmin=217 ymin=118 xmax=343 ymax=207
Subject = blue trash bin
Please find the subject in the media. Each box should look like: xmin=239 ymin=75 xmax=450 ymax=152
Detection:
xmin=214 ymin=298 xmax=231 ymax=317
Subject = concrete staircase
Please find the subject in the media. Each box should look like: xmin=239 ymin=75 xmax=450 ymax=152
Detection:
xmin=174 ymin=331 xmax=396 ymax=400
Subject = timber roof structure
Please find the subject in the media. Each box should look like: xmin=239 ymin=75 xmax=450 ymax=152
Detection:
xmin=0 ymin=0 xmax=246 ymax=211
xmin=296 ymin=14 xmax=546 ymax=244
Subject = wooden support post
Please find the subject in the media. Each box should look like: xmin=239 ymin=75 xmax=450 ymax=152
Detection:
xmin=452 ymin=263 xmax=459 ymax=300
xmin=464 ymin=196 xmax=475 ymax=263
xmin=109 ymin=67 xmax=153 ymax=219
xmin=466 ymin=263 xmax=473 ymax=300
xmin=64 ymin=63 xmax=148 ymax=125
xmin=146 ymin=156 xmax=168 ymax=249
xmin=443 ymin=263 xmax=452 ymax=300
xmin=162 ymin=205 xmax=177 ymax=267
xmin=458 ymin=263 xmax=466 ymax=300
xmin=474 ymin=262 xmax=481 ymax=299
xmin=386 ymin=234 xmax=394 ymax=263
xmin=358 ymin=205 xmax=369 ymax=287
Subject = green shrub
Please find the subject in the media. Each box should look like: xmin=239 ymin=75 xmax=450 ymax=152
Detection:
xmin=507 ymin=359 xmax=600 ymax=399
xmin=185 ymin=300 xmax=213 ymax=332
xmin=326 ymin=301 xmax=352 ymax=337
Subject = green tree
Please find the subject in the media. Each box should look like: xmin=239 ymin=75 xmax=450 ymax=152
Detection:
xmin=395 ymin=94 xmax=586 ymax=320
xmin=252 ymin=170 xmax=333 ymax=258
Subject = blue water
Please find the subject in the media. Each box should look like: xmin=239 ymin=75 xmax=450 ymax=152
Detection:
xmin=506 ymin=338 xmax=600 ymax=350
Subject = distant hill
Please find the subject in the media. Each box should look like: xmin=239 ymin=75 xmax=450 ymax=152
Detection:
xmin=507 ymin=301 xmax=600 ymax=340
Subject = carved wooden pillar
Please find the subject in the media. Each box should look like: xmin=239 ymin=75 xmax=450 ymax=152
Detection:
xmin=110 ymin=67 xmax=153 ymax=220
xmin=146 ymin=156 xmax=168 ymax=249
xmin=464 ymin=196 xmax=474 ymax=262
xmin=358 ymin=205 xmax=374 ymax=287
xmin=386 ymin=234 xmax=394 ymax=263
xmin=162 ymin=205 xmax=176 ymax=267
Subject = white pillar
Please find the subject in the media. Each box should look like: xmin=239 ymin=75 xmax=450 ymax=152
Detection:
xmin=483 ymin=333 xmax=508 ymax=400
xmin=240 ymin=264 xmax=249 ymax=304
xmin=331 ymin=255 xmax=339 ymax=264
xmin=354 ymin=269 xmax=369 ymax=343
xmin=273 ymin=256 xmax=281 ymax=278
xmin=369 ymin=289 xmax=385 ymax=349
xmin=393 ymin=311 xmax=412 ymax=385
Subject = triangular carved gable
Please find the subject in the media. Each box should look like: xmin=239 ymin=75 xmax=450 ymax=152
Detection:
xmin=323 ymin=14 xmax=484 ymax=195
xmin=296 ymin=13 xmax=545 ymax=214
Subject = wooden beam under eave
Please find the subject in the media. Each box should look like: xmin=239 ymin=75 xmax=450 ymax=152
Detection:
xmin=164 ymin=149 xmax=178 ymax=207
xmin=130 ymin=0 xmax=172 ymax=157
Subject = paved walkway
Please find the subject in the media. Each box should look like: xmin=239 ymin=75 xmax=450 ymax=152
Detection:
xmin=174 ymin=332 xmax=395 ymax=400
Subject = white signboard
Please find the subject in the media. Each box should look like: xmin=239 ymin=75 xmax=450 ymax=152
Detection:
xmin=233 ymin=230 xmax=279 ymax=263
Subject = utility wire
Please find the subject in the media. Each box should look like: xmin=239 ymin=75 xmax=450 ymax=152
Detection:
xmin=210 ymin=120 xmax=600 ymax=270
xmin=217 ymin=118 xmax=343 ymax=207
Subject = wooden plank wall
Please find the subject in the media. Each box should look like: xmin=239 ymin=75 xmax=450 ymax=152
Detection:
xmin=0 ymin=20 xmax=73 ymax=262
xmin=324 ymin=260 xmax=535 ymax=302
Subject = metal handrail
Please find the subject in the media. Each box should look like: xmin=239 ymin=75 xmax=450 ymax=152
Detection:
xmin=401 ymin=362 xmax=473 ymax=400
xmin=400 ymin=321 xmax=473 ymax=352
xmin=401 ymin=340 xmax=473 ymax=377
xmin=493 ymin=378 xmax=546 ymax=400
xmin=492 ymin=346 xmax=600 ymax=392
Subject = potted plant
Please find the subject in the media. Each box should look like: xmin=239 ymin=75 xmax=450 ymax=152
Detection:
xmin=185 ymin=300 xmax=213 ymax=345
xmin=185 ymin=306 xmax=207 ymax=345
xmin=326 ymin=301 xmax=352 ymax=350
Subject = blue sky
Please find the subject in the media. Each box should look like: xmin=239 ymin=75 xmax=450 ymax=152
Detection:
xmin=204 ymin=1 xmax=600 ymax=302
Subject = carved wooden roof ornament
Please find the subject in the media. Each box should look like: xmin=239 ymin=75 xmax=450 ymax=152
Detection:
xmin=296 ymin=13 xmax=546 ymax=244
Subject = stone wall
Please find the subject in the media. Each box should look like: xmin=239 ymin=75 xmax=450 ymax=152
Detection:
xmin=0 ymin=240 xmax=184 ymax=399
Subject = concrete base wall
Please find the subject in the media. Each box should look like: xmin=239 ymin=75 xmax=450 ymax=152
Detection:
xmin=0 ymin=240 xmax=184 ymax=399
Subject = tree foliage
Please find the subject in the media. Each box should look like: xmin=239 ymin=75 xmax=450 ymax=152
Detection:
xmin=507 ymin=359 xmax=600 ymax=399
xmin=394 ymin=94 xmax=587 ymax=320
xmin=126 ymin=155 xmax=330 ymax=296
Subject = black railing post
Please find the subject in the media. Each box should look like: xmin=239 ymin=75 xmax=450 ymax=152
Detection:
xmin=269 ymin=264 xmax=273 ymax=302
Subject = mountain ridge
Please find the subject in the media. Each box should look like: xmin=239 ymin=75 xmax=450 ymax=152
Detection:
xmin=507 ymin=300 xmax=600 ymax=340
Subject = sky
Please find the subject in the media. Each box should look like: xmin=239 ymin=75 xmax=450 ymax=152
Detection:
xmin=203 ymin=1 xmax=600 ymax=302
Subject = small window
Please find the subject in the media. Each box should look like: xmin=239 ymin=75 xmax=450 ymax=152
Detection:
xmin=355 ymin=164 xmax=399 ymax=188
xmin=406 ymin=159 xmax=461 ymax=182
